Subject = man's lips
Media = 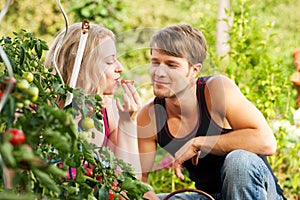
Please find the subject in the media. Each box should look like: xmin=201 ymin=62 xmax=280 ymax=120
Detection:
xmin=153 ymin=80 xmax=169 ymax=86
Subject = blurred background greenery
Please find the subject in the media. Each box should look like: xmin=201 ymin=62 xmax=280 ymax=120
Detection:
xmin=0 ymin=0 xmax=299 ymax=199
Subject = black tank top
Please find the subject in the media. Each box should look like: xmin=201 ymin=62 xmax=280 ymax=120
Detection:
xmin=154 ymin=76 xmax=285 ymax=197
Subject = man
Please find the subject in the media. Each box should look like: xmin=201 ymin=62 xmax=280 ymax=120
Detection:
xmin=137 ymin=24 xmax=286 ymax=200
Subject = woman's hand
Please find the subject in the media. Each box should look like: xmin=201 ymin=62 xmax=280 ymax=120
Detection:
xmin=116 ymin=80 xmax=141 ymax=122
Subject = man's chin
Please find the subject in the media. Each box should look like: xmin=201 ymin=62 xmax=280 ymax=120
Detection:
xmin=153 ymin=91 xmax=168 ymax=98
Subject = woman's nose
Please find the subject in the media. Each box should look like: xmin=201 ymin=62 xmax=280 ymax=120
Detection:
xmin=115 ymin=60 xmax=123 ymax=73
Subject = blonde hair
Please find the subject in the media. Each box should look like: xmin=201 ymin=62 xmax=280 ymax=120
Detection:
xmin=45 ymin=22 xmax=115 ymax=95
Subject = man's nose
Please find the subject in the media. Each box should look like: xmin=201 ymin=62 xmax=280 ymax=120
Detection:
xmin=155 ymin=64 xmax=167 ymax=76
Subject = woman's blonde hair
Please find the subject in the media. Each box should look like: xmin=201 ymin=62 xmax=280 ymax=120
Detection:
xmin=45 ymin=22 xmax=115 ymax=95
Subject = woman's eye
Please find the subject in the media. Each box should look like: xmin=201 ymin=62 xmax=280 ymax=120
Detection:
xmin=106 ymin=61 xmax=115 ymax=65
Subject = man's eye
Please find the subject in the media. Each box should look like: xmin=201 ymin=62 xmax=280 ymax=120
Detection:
xmin=167 ymin=63 xmax=178 ymax=68
xmin=151 ymin=62 xmax=160 ymax=66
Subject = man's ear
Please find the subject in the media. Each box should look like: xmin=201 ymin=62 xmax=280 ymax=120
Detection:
xmin=192 ymin=63 xmax=202 ymax=76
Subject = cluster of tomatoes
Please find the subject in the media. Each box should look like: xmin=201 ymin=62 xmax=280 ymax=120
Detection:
xmin=0 ymin=72 xmax=39 ymax=109
xmin=83 ymin=165 xmax=120 ymax=200
xmin=0 ymin=72 xmax=40 ymax=167
xmin=0 ymin=74 xmax=34 ymax=146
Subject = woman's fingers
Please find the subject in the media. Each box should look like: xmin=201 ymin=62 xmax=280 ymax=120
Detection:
xmin=116 ymin=98 xmax=123 ymax=112
xmin=127 ymin=84 xmax=141 ymax=106
xmin=119 ymin=81 xmax=141 ymax=112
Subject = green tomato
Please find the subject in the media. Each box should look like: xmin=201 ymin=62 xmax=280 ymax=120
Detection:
xmin=32 ymin=61 xmax=38 ymax=67
xmin=16 ymin=79 xmax=30 ymax=90
xmin=22 ymin=72 xmax=34 ymax=83
xmin=16 ymin=102 xmax=24 ymax=108
xmin=28 ymin=86 xmax=39 ymax=97
xmin=79 ymin=131 xmax=91 ymax=140
xmin=24 ymin=99 xmax=31 ymax=106
xmin=80 ymin=117 xmax=94 ymax=130
xmin=42 ymin=67 xmax=48 ymax=74
xmin=28 ymin=86 xmax=39 ymax=102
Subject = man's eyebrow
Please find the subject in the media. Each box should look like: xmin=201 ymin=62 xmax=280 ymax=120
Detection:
xmin=165 ymin=60 xmax=180 ymax=65
xmin=151 ymin=57 xmax=159 ymax=61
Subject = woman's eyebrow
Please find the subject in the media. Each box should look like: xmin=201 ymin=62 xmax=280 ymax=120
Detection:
xmin=104 ymin=55 xmax=115 ymax=60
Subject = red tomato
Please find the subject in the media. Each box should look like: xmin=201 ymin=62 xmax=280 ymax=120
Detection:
xmin=88 ymin=104 xmax=95 ymax=116
xmin=84 ymin=168 xmax=93 ymax=178
xmin=5 ymin=128 xmax=25 ymax=146
xmin=121 ymin=79 xmax=134 ymax=84
xmin=0 ymin=91 xmax=3 ymax=99
xmin=96 ymin=175 xmax=103 ymax=181
xmin=4 ymin=77 xmax=17 ymax=85
xmin=109 ymin=189 xmax=114 ymax=200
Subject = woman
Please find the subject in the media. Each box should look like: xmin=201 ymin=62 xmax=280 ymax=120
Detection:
xmin=44 ymin=21 xmax=141 ymax=170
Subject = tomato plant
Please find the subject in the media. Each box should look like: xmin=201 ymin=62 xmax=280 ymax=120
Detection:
xmin=0 ymin=30 xmax=151 ymax=199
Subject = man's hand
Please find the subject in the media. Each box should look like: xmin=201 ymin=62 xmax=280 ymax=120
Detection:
xmin=174 ymin=138 xmax=201 ymax=180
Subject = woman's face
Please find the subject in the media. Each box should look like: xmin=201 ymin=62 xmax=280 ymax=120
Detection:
xmin=98 ymin=37 xmax=123 ymax=95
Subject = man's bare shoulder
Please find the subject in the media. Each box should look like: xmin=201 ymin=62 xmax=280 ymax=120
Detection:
xmin=206 ymin=75 xmax=235 ymax=88
xmin=137 ymin=99 xmax=156 ymax=126
xmin=205 ymin=75 xmax=240 ymax=97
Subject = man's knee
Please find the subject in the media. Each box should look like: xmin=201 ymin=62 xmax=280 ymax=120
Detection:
xmin=221 ymin=150 xmax=264 ymax=180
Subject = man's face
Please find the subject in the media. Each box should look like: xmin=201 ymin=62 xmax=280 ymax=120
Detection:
xmin=150 ymin=49 xmax=193 ymax=98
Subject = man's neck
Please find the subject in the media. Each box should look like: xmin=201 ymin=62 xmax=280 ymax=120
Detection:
xmin=165 ymin=83 xmax=198 ymax=118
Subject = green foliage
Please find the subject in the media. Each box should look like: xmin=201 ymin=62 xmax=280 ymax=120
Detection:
xmin=269 ymin=120 xmax=300 ymax=200
xmin=149 ymin=169 xmax=194 ymax=194
xmin=148 ymin=148 xmax=194 ymax=193
xmin=0 ymin=30 xmax=151 ymax=199
xmin=214 ymin=0 xmax=300 ymax=198
xmin=69 ymin=0 xmax=127 ymax=33
xmin=222 ymin=0 xmax=289 ymax=120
